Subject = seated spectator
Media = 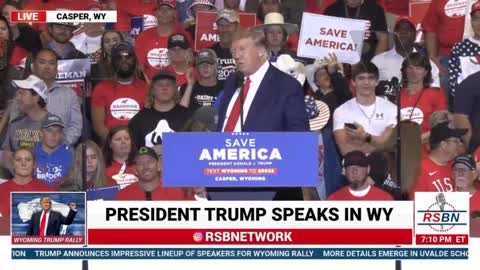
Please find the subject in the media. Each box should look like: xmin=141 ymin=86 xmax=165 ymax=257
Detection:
xmin=164 ymin=33 xmax=193 ymax=86
xmin=114 ymin=0 xmax=159 ymax=42
xmin=129 ymin=70 xmax=193 ymax=148
xmin=0 ymin=147 xmax=54 ymax=235
xmin=91 ymin=42 xmax=148 ymax=142
xmin=449 ymin=2 xmax=480 ymax=108
xmin=371 ymin=16 xmax=440 ymax=95
xmin=91 ymin=30 xmax=124 ymax=88
xmin=0 ymin=15 xmax=23 ymax=99
xmin=410 ymin=123 xmax=466 ymax=199
xmin=327 ymin=150 xmax=394 ymax=200
xmin=452 ymin=155 xmax=480 ymax=212
xmin=103 ymin=125 xmax=138 ymax=188
xmin=400 ymin=53 xmax=447 ymax=147
xmin=1 ymin=75 xmax=51 ymax=171
xmin=209 ymin=9 xmax=239 ymax=82
xmin=325 ymin=0 xmax=388 ymax=61
xmin=1 ymin=1 xmax=42 ymax=68
xmin=254 ymin=12 xmax=300 ymax=63
xmin=46 ymin=23 xmax=87 ymax=60
xmin=58 ymin=140 xmax=107 ymax=191
xmin=180 ymin=49 xmax=223 ymax=109
xmin=34 ymin=115 xmax=73 ymax=187
xmin=183 ymin=0 xmax=217 ymax=39
xmin=134 ymin=0 xmax=192 ymax=80
xmin=115 ymin=146 xmax=193 ymax=200
xmin=333 ymin=62 xmax=396 ymax=155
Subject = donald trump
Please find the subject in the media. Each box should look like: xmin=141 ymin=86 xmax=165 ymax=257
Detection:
xmin=27 ymin=196 xmax=77 ymax=236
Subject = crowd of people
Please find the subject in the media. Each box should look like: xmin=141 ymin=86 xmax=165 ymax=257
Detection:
xmin=0 ymin=0 xmax=479 ymax=235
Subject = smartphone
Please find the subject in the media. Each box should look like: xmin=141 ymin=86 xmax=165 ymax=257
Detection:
xmin=344 ymin=123 xmax=357 ymax=130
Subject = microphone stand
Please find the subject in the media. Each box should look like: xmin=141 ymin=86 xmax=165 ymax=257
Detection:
xmin=81 ymin=74 xmax=89 ymax=270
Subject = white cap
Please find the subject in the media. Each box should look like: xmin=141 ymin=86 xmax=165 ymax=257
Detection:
xmin=12 ymin=75 xmax=48 ymax=102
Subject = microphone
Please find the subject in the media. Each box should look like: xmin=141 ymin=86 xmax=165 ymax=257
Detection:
xmin=145 ymin=191 xmax=152 ymax=201
xmin=235 ymin=71 xmax=246 ymax=131
xmin=436 ymin=193 xmax=446 ymax=229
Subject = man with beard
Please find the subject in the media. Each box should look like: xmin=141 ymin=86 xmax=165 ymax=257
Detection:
xmin=46 ymin=23 xmax=86 ymax=60
xmin=328 ymin=151 xmax=394 ymax=200
xmin=91 ymin=42 xmax=148 ymax=142
xmin=115 ymin=146 xmax=193 ymax=200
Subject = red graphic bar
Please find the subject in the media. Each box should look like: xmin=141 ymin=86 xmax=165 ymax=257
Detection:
xmin=88 ymin=228 xmax=412 ymax=245
xmin=415 ymin=234 xmax=468 ymax=245
xmin=12 ymin=235 xmax=85 ymax=245
xmin=10 ymin=11 xmax=46 ymax=23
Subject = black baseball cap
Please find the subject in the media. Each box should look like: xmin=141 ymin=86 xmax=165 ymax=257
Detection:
xmin=168 ymin=33 xmax=190 ymax=49
xmin=136 ymin=147 xmax=159 ymax=161
xmin=429 ymin=122 xmax=467 ymax=146
xmin=344 ymin=151 xmax=369 ymax=168
xmin=152 ymin=70 xmax=176 ymax=83
xmin=452 ymin=155 xmax=476 ymax=170
xmin=41 ymin=114 xmax=65 ymax=129
xmin=111 ymin=42 xmax=135 ymax=58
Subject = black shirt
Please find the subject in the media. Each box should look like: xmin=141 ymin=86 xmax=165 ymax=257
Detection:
xmin=129 ymin=105 xmax=193 ymax=148
xmin=209 ymin=43 xmax=236 ymax=81
xmin=179 ymin=81 xmax=223 ymax=109
xmin=454 ymin=72 xmax=480 ymax=151
xmin=325 ymin=0 xmax=387 ymax=61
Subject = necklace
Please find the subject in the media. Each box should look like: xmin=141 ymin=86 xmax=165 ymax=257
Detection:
xmin=356 ymin=97 xmax=377 ymax=124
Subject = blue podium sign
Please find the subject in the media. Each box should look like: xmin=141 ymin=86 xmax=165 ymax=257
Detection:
xmin=163 ymin=132 xmax=318 ymax=187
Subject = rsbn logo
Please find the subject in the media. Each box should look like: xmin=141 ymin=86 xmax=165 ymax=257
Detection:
xmin=417 ymin=193 xmax=467 ymax=232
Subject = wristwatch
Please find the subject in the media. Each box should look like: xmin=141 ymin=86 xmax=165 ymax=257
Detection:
xmin=365 ymin=133 xmax=372 ymax=143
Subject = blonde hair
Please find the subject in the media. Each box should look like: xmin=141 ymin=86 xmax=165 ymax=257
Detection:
xmin=65 ymin=141 xmax=106 ymax=190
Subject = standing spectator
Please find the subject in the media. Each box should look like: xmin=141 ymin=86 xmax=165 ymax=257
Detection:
xmin=1 ymin=75 xmax=51 ymax=171
xmin=31 ymin=48 xmax=82 ymax=146
xmin=91 ymin=42 xmax=148 ymax=141
xmin=115 ymin=0 xmax=159 ymax=42
xmin=0 ymin=147 xmax=54 ymax=235
xmin=325 ymin=0 xmax=388 ymax=61
xmin=46 ymin=23 xmax=87 ymax=60
xmin=376 ymin=0 xmax=409 ymax=34
xmin=180 ymin=49 xmax=223 ymax=109
xmin=1 ymin=1 xmax=43 ymax=67
xmin=209 ymin=9 xmax=239 ymax=82
xmin=135 ymin=0 xmax=192 ymax=80
xmin=400 ymin=53 xmax=447 ymax=147
xmin=422 ymin=0 xmax=468 ymax=94
xmin=371 ymin=16 xmax=440 ymax=91
xmin=410 ymin=122 xmax=466 ymax=198
xmin=164 ymin=33 xmax=193 ymax=86
xmin=452 ymin=155 xmax=480 ymax=212
xmin=183 ymin=0 xmax=217 ymax=39
xmin=333 ymin=62 xmax=396 ymax=155
xmin=91 ymin=30 xmax=124 ymax=88
xmin=103 ymin=126 xmax=138 ymax=187
xmin=58 ymin=140 xmax=107 ymax=191
xmin=305 ymin=0 xmax=336 ymax=15
xmin=0 ymin=16 xmax=23 ymax=99
xmin=34 ymin=115 xmax=73 ymax=187
xmin=449 ymin=2 xmax=480 ymax=106
xmin=254 ymin=12 xmax=299 ymax=63
xmin=115 ymin=146 xmax=193 ymax=200
xmin=129 ymin=70 xmax=192 ymax=148
xmin=327 ymin=150 xmax=394 ymax=200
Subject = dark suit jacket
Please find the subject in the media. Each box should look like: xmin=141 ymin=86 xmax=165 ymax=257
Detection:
xmin=211 ymin=63 xmax=309 ymax=200
xmin=27 ymin=209 xmax=77 ymax=236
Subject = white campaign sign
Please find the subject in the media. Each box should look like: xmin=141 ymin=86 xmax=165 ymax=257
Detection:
xmin=297 ymin=13 xmax=368 ymax=64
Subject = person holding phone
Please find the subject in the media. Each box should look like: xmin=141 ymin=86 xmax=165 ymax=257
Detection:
xmin=333 ymin=62 xmax=397 ymax=156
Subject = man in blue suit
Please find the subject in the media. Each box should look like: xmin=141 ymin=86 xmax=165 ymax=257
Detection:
xmin=27 ymin=196 xmax=77 ymax=236
xmin=209 ymin=27 xmax=309 ymax=200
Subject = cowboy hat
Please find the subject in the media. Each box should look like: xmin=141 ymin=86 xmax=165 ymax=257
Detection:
xmin=273 ymin=54 xmax=306 ymax=85
xmin=305 ymin=57 xmax=344 ymax=92
xmin=255 ymin=12 xmax=298 ymax=35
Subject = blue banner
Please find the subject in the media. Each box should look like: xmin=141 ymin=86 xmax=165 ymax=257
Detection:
xmin=130 ymin=16 xmax=144 ymax=38
xmin=163 ymin=132 xmax=318 ymax=187
xmin=11 ymin=248 xmax=469 ymax=260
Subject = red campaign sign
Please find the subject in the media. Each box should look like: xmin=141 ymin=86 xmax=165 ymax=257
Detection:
xmin=195 ymin=11 xmax=257 ymax=52
xmin=409 ymin=0 xmax=431 ymax=24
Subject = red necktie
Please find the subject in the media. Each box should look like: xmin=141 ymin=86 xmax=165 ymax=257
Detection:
xmin=223 ymin=77 xmax=251 ymax=132
xmin=39 ymin=211 xmax=47 ymax=236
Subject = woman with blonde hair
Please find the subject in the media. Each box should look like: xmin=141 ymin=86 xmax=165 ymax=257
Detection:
xmin=58 ymin=140 xmax=107 ymax=191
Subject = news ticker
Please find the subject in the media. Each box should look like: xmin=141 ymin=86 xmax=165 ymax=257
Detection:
xmin=10 ymin=10 xmax=117 ymax=23
xmin=11 ymin=248 xmax=469 ymax=260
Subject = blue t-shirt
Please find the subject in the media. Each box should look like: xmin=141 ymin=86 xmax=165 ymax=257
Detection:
xmin=34 ymin=143 xmax=73 ymax=186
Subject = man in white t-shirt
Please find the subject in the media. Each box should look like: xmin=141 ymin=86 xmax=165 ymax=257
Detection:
xmin=333 ymin=62 xmax=397 ymax=155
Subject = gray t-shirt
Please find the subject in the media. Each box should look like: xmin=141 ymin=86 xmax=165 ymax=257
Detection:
xmin=2 ymin=112 xmax=51 ymax=151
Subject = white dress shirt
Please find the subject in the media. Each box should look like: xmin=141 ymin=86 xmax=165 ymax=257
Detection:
xmin=222 ymin=60 xmax=270 ymax=132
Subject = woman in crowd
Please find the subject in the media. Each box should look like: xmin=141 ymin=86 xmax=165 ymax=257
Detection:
xmin=400 ymin=53 xmax=447 ymax=150
xmin=103 ymin=125 xmax=138 ymax=188
xmin=58 ymin=140 xmax=108 ymax=191
xmin=0 ymin=148 xmax=53 ymax=235
xmin=91 ymin=30 xmax=124 ymax=88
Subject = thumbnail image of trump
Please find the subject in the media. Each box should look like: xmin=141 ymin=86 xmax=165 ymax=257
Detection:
xmin=27 ymin=196 xmax=77 ymax=236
